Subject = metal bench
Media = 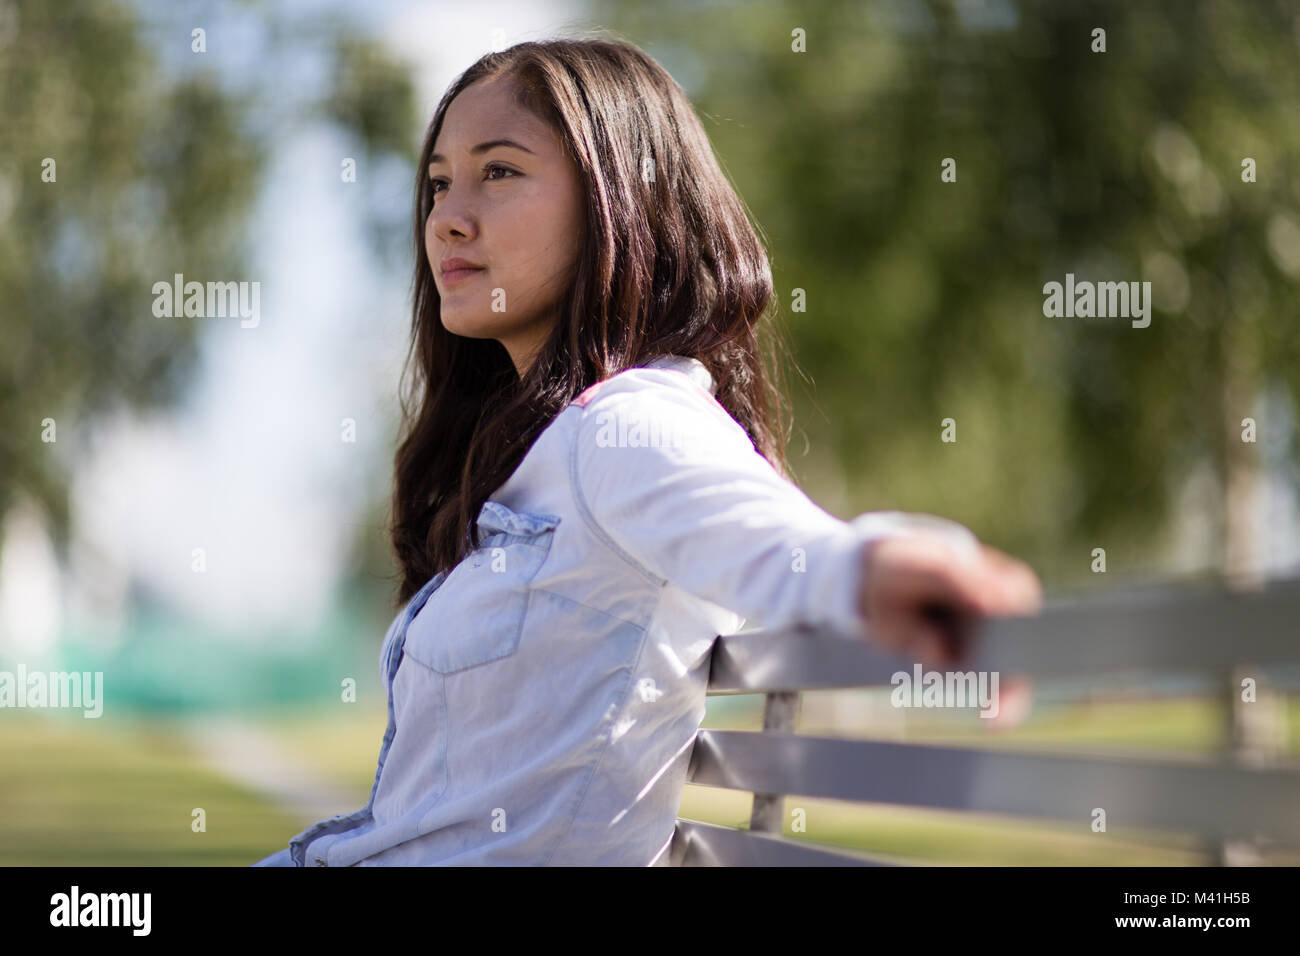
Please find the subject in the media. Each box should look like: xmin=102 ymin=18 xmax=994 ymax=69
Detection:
xmin=665 ymin=574 xmax=1300 ymax=865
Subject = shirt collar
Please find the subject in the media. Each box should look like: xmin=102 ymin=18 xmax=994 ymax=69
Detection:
xmin=640 ymin=354 xmax=716 ymax=396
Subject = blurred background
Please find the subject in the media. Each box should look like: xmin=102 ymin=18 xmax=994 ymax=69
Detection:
xmin=1 ymin=0 xmax=1298 ymax=865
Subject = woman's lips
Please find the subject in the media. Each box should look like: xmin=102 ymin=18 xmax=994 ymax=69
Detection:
xmin=441 ymin=266 xmax=485 ymax=284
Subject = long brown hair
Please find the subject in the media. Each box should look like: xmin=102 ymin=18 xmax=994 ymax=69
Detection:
xmin=390 ymin=33 xmax=795 ymax=607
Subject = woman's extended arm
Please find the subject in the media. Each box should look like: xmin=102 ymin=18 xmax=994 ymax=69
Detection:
xmin=571 ymin=373 xmax=1040 ymax=663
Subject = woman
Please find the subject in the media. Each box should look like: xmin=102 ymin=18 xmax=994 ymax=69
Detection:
xmin=253 ymin=35 xmax=1040 ymax=867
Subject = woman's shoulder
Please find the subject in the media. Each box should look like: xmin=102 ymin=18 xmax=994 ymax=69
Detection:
xmin=572 ymin=358 xmax=742 ymax=426
xmin=568 ymin=362 xmax=753 ymax=459
xmin=571 ymin=355 xmax=709 ymax=401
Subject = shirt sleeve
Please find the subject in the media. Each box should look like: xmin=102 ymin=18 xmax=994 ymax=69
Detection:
xmin=569 ymin=371 xmax=979 ymax=639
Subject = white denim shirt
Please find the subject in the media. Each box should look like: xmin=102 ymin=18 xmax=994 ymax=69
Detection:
xmin=284 ymin=354 xmax=977 ymax=866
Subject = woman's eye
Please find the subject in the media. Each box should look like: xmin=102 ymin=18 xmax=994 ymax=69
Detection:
xmin=430 ymin=164 xmax=517 ymax=198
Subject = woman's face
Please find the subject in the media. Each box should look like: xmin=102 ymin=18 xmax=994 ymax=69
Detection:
xmin=425 ymin=75 xmax=585 ymax=376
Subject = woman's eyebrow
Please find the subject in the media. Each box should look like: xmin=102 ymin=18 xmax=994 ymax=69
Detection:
xmin=428 ymin=139 xmax=535 ymax=166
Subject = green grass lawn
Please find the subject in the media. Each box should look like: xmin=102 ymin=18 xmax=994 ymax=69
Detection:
xmin=0 ymin=710 xmax=305 ymax=866
xmin=251 ymin=702 xmax=390 ymax=802
xmin=2 ymin=692 xmax=1295 ymax=865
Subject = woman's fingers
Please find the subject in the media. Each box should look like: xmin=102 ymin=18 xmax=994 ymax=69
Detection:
xmin=870 ymin=536 xmax=993 ymax=616
xmin=863 ymin=533 xmax=1043 ymax=664
xmin=877 ymin=535 xmax=1041 ymax=618
xmin=976 ymin=544 xmax=1043 ymax=614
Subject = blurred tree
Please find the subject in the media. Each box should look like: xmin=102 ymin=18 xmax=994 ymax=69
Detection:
xmin=0 ymin=0 xmax=416 ymax=561
xmin=599 ymin=0 xmax=1300 ymax=588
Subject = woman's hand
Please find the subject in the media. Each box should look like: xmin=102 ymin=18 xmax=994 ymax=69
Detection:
xmin=856 ymin=528 xmax=1042 ymax=668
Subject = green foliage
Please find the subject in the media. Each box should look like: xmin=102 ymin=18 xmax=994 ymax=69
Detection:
xmin=600 ymin=0 xmax=1300 ymax=587
xmin=0 ymin=0 xmax=416 ymax=549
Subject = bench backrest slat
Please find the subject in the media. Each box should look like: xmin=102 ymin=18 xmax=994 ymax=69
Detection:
xmin=708 ymin=577 xmax=1300 ymax=693
xmin=687 ymin=729 xmax=1300 ymax=842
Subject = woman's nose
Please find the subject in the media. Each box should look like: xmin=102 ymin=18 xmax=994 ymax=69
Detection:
xmin=431 ymin=189 xmax=477 ymax=242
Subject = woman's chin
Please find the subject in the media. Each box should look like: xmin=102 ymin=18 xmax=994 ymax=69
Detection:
xmin=439 ymin=312 xmax=495 ymax=339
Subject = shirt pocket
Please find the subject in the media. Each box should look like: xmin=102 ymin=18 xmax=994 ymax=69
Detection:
xmin=401 ymin=500 xmax=562 ymax=674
